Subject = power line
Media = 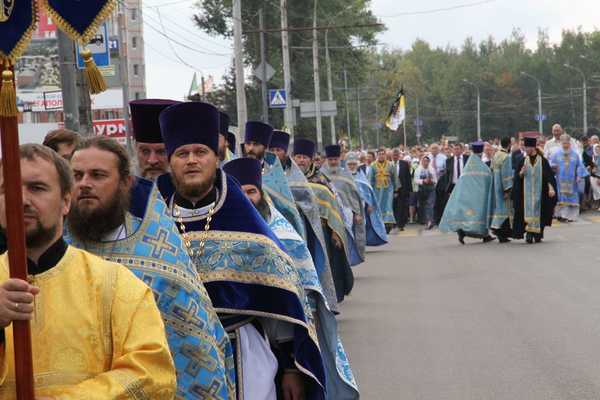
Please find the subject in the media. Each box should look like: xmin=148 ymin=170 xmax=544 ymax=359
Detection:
xmin=377 ymin=0 xmax=496 ymax=18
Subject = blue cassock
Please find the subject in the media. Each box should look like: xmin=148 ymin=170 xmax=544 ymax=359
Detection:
xmin=550 ymin=148 xmax=589 ymax=207
xmin=157 ymin=171 xmax=326 ymax=400
xmin=440 ymin=155 xmax=493 ymax=236
xmin=65 ymin=178 xmax=235 ymax=399
xmin=351 ymin=170 xmax=388 ymax=246
xmin=490 ymin=150 xmax=513 ymax=229
xmin=268 ymin=205 xmax=359 ymax=400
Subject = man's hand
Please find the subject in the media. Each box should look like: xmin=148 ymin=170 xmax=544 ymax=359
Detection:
xmin=366 ymin=206 xmax=373 ymax=215
xmin=519 ymin=165 xmax=527 ymax=177
xmin=0 ymin=279 xmax=39 ymax=328
xmin=281 ymin=371 xmax=306 ymax=400
xmin=354 ymin=214 xmax=363 ymax=225
xmin=548 ymin=185 xmax=556 ymax=198
xmin=331 ymin=232 xmax=343 ymax=249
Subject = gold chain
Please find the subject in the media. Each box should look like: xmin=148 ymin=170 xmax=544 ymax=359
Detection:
xmin=175 ymin=203 xmax=216 ymax=266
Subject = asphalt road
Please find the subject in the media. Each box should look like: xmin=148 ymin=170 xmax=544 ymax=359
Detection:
xmin=339 ymin=214 xmax=600 ymax=400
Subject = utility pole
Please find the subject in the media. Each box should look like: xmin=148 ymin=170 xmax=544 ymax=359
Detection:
xmin=325 ymin=30 xmax=335 ymax=144
xmin=375 ymin=102 xmax=380 ymax=148
xmin=343 ymin=68 xmax=352 ymax=146
xmin=259 ymin=8 xmax=269 ymax=123
xmin=280 ymin=0 xmax=293 ymax=136
xmin=233 ymin=0 xmax=247 ymax=140
xmin=201 ymin=75 xmax=206 ymax=100
xmin=462 ymin=79 xmax=481 ymax=141
xmin=58 ymin=31 xmax=93 ymax=136
xmin=118 ymin=6 xmax=133 ymax=155
xmin=312 ymin=0 xmax=323 ymax=151
xmin=356 ymin=87 xmax=363 ymax=149
xmin=520 ymin=71 xmax=543 ymax=133
xmin=416 ymin=96 xmax=421 ymax=145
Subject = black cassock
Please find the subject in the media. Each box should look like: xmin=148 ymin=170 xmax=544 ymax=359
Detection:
xmin=512 ymin=153 xmax=557 ymax=239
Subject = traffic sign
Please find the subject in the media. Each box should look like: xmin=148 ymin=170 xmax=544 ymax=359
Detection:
xmin=269 ymin=89 xmax=287 ymax=108
xmin=534 ymin=114 xmax=547 ymax=122
xmin=76 ymin=23 xmax=110 ymax=69
xmin=253 ymin=61 xmax=275 ymax=82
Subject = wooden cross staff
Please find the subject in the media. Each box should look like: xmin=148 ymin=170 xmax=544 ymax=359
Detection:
xmin=0 ymin=66 xmax=34 ymax=399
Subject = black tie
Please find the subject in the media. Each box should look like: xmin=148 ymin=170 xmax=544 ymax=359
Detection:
xmin=457 ymin=157 xmax=461 ymax=178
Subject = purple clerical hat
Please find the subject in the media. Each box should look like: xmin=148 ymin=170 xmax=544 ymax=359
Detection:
xmin=159 ymin=102 xmax=219 ymax=158
xmin=130 ymin=99 xmax=180 ymax=143
xmin=219 ymin=111 xmax=230 ymax=136
xmin=223 ymin=157 xmax=263 ymax=188
xmin=325 ymin=144 xmax=341 ymax=158
xmin=293 ymin=138 xmax=316 ymax=158
xmin=269 ymin=130 xmax=290 ymax=152
xmin=245 ymin=121 xmax=274 ymax=147
xmin=470 ymin=141 xmax=484 ymax=154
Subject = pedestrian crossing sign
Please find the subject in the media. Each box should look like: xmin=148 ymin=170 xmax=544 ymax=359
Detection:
xmin=269 ymin=89 xmax=287 ymax=109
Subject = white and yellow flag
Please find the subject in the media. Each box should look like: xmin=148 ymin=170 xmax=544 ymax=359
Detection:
xmin=385 ymin=88 xmax=406 ymax=131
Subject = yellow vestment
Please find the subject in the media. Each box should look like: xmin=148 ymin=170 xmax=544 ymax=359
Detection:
xmin=0 ymin=246 xmax=176 ymax=399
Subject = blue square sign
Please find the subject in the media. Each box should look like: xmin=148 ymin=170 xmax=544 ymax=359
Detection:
xmin=76 ymin=23 xmax=110 ymax=69
xmin=269 ymin=89 xmax=287 ymax=109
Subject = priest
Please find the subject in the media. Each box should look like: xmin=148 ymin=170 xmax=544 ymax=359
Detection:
xmin=490 ymin=137 xmax=514 ymax=243
xmin=157 ymin=102 xmax=326 ymax=399
xmin=218 ymin=111 xmax=237 ymax=167
xmin=368 ymin=148 xmax=397 ymax=233
xmin=440 ymin=141 xmax=496 ymax=244
xmin=130 ymin=99 xmax=179 ymax=180
xmin=0 ymin=144 xmax=176 ymax=398
xmin=65 ymin=136 xmax=235 ymax=399
xmin=224 ymin=158 xmax=359 ymax=400
xmin=293 ymin=138 xmax=354 ymax=303
xmin=513 ymin=134 xmax=558 ymax=243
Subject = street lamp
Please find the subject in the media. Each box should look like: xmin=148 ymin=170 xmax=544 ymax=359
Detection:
xmin=462 ymin=79 xmax=481 ymax=141
xmin=563 ymin=63 xmax=587 ymax=134
xmin=520 ymin=71 xmax=543 ymax=134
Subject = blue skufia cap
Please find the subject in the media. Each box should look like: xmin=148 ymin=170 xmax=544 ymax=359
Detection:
xmin=293 ymin=138 xmax=316 ymax=158
xmin=471 ymin=141 xmax=485 ymax=154
xmin=227 ymin=131 xmax=237 ymax=153
xmin=159 ymin=102 xmax=219 ymax=158
xmin=130 ymin=99 xmax=180 ymax=143
xmin=223 ymin=157 xmax=263 ymax=188
xmin=219 ymin=111 xmax=230 ymax=136
xmin=269 ymin=130 xmax=291 ymax=152
xmin=325 ymin=144 xmax=341 ymax=158
xmin=244 ymin=121 xmax=274 ymax=147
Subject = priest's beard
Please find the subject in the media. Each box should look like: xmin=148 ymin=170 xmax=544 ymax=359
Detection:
xmin=172 ymin=173 xmax=215 ymax=203
xmin=68 ymin=188 xmax=130 ymax=242
xmin=246 ymin=148 xmax=264 ymax=161
xmin=25 ymin=208 xmax=58 ymax=249
xmin=253 ymin=195 xmax=271 ymax=222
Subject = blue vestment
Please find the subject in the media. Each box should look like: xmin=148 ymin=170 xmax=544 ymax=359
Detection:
xmin=268 ymin=204 xmax=359 ymax=400
xmin=550 ymin=148 xmax=589 ymax=207
xmin=66 ymin=178 xmax=235 ymax=399
xmin=352 ymin=170 xmax=388 ymax=246
xmin=490 ymin=150 xmax=513 ymax=229
xmin=440 ymin=155 xmax=493 ymax=236
xmin=368 ymin=161 xmax=396 ymax=225
xmin=157 ymin=171 xmax=326 ymax=400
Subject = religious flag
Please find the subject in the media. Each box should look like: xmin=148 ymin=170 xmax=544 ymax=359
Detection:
xmin=385 ymin=87 xmax=406 ymax=131
xmin=188 ymin=72 xmax=199 ymax=97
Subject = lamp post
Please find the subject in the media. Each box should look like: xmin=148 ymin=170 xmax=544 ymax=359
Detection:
xmin=462 ymin=79 xmax=481 ymax=140
xmin=520 ymin=71 xmax=543 ymax=133
xmin=563 ymin=63 xmax=587 ymax=134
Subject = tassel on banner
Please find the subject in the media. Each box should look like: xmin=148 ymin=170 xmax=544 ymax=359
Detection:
xmin=0 ymin=68 xmax=18 ymax=118
xmin=81 ymin=49 xmax=108 ymax=94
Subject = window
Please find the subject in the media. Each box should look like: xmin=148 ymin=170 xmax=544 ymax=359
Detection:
xmin=131 ymin=8 xmax=137 ymax=21
xmin=133 ymin=64 xmax=139 ymax=76
xmin=132 ymin=37 xmax=137 ymax=49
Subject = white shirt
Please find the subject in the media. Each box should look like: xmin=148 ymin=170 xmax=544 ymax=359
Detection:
xmin=452 ymin=155 xmax=465 ymax=184
xmin=428 ymin=153 xmax=447 ymax=176
xmin=544 ymin=137 xmax=580 ymax=159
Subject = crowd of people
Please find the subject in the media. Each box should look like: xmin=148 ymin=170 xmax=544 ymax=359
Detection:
xmin=308 ymin=123 xmax=600 ymax=242
xmin=0 ymin=98 xmax=404 ymax=399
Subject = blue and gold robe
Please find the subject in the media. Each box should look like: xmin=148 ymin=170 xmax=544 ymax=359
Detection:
xmin=550 ymin=148 xmax=589 ymax=207
xmin=490 ymin=150 xmax=513 ymax=229
xmin=157 ymin=171 xmax=326 ymax=400
xmin=368 ymin=161 xmax=397 ymax=225
xmin=267 ymin=204 xmax=359 ymax=400
xmin=66 ymin=178 xmax=235 ymax=400
xmin=351 ymin=170 xmax=388 ymax=246
xmin=440 ymin=154 xmax=493 ymax=236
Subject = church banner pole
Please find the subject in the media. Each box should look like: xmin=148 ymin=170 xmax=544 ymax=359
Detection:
xmin=0 ymin=66 xmax=35 ymax=400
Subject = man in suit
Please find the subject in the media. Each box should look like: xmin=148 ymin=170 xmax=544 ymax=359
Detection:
xmin=511 ymin=136 xmax=525 ymax=170
xmin=434 ymin=143 xmax=469 ymax=224
xmin=393 ymin=156 xmax=413 ymax=231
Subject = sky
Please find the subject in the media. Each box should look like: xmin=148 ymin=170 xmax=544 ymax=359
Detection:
xmin=144 ymin=0 xmax=600 ymax=100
